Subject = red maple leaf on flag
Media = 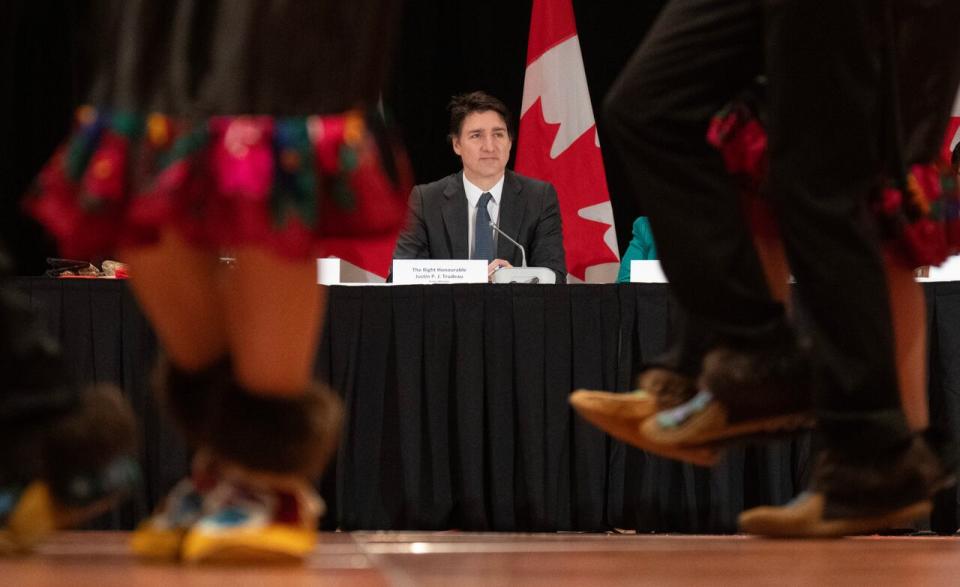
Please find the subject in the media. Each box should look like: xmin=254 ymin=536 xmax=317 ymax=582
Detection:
xmin=516 ymin=0 xmax=619 ymax=282
xmin=516 ymin=99 xmax=618 ymax=281
xmin=944 ymin=116 xmax=960 ymax=162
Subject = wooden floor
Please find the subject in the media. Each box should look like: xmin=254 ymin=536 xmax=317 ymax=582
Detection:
xmin=3 ymin=531 xmax=960 ymax=586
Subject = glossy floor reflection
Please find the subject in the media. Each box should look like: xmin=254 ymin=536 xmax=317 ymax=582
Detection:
xmin=3 ymin=531 xmax=960 ymax=586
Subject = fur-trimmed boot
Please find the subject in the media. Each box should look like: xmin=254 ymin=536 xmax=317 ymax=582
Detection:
xmin=569 ymin=308 xmax=723 ymax=465
xmin=1 ymin=250 xmax=137 ymax=553
xmin=569 ymin=366 xmax=718 ymax=467
xmin=153 ymin=358 xmax=232 ymax=447
xmin=569 ymin=367 xmax=698 ymax=427
xmin=1 ymin=385 xmax=139 ymax=554
xmin=738 ymin=434 xmax=948 ymax=537
xmin=131 ymin=358 xmax=230 ymax=560
xmin=641 ymin=332 xmax=814 ymax=448
xmin=178 ymin=381 xmax=343 ymax=564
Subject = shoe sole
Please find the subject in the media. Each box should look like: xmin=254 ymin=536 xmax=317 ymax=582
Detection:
xmin=130 ymin=526 xmax=187 ymax=561
xmin=570 ymin=391 xmax=719 ymax=467
xmin=2 ymin=482 xmax=122 ymax=554
xmin=643 ymin=402 xmax=814 ymax=448
xmin=181 ymin=526 xmax=316 ymax=565
xmin=739 ymin=499 xmax=932 ymax=538
xmin=184 ymin=543 xmax=306 ymax=565
xmin=569 ymin=390 xmax=658 ymax=421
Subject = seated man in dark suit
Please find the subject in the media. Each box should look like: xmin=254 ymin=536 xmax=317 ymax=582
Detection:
xmin=392 ymin=91 xmax=566 ymax=283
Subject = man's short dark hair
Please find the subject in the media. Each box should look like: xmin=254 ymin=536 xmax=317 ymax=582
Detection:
xmin=448 ymin=91 xmax=513 ymax=142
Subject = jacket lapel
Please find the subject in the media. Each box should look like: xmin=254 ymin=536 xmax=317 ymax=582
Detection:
xmin=496 ymin=171 xmax=526 ymax=263
xmin=441 ymin=173 xmax=469 ymax=259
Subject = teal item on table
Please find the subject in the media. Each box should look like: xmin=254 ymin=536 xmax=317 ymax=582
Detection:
xmin=617 ymin=216 xmax=658 ymax=283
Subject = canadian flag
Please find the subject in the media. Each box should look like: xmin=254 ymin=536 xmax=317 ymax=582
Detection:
xmin=516 ymin=0 xmax=620 ymax=283
xmin=319 ymin=237 xmax=398 ymax=283
xmin=946 ymin=90 xmax=960 ymax=160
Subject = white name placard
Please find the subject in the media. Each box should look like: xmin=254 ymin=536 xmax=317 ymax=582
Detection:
xmin=919 ymin=255 xmax=960 ymax=282
xmin=392 ymin=259 xmax=488 ymax=284
xmin=316 ymin=258 xmax=342 ymax=285
xmin=630 ymin=260 xmax=668 ymax=283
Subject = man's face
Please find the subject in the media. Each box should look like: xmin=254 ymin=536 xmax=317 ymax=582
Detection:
xmin=452 ymin=110 xmax=512 ymax=185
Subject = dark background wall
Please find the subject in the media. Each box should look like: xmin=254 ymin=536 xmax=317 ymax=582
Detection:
xmin=0 ymin=1 xmax=89 ymax=275
xmin=0 ymin=0 xmax=667 ymax=275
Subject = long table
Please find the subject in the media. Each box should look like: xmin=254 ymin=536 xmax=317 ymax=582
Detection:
xmin=11 ymin=278 xmax=960 ymax=533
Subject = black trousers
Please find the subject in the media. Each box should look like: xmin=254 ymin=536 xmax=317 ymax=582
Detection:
xmin=604 ymin=0 xmax=960 ymax=453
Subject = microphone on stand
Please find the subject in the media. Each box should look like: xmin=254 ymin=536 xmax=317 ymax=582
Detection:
xmin=489 ymin=222 xmax=527 ymax=267
xmin=487 ymin=222 xmax=556 ymax=284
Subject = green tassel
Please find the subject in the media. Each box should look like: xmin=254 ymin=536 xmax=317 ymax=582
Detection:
xmin=65 ymin=135 xmax=95 ymax=182
xmin=329 ymin=144 xmax=359 ymax=210
xmin=158 ymin=124 xmax=210 ymax=170
xmin=270 ymin=119 xmax=319 ymax=229
xmin=339 ymin=145 xmax=359 ymax=172
xmin=111 ymin=112 xmax=144 ymax=138
xmin=292 ymin=122 xmax=318 ymax=228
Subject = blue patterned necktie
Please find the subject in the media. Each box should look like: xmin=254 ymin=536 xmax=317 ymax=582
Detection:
xmin=473 ymin=192 xmax=494 ymax=262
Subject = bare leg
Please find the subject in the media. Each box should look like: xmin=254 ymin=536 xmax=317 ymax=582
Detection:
xmin=753 ymin=234 xmax=791 ymax=307
xmin=221 ymin=247 xmax=325 ymax=396
xmin=755 ymin=235 xmax=928 ymax=431
xmin=119 ymin=230 xmax=228 ymax=371
xmin=126 ymin=240 xmax=334 ymax=562
xmin=883 ymin=252 xmax=928 ymax=431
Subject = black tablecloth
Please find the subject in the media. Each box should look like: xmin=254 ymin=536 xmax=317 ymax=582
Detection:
xmin=11 ymin=278 xmax=960 ymax=533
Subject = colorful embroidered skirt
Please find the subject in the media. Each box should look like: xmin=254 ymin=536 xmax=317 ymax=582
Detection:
xmin=26 ymin=107 xmax=411 ymax=273
xmin=707 ymin=100 xmax=960 ymax=268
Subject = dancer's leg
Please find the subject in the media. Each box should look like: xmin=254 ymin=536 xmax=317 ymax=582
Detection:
xmin=174 ymin=247 xmax=339 ymax=563
xmin=604 ymin=0 xmax=782 ymax=346
xmin=763 ymin=0 xmax=908 ymax=452
xmin=753 ymin=237 xmax=927 ymax=431
xmin=119 ymin=229 xmax=227 ymax=371
xmin=737 ymin=0 xmax=947 ymax=537
xmin=888 ymin=0 xmax=960 ymax=451
xmin=121 ymin=230 xmax=236 ymax=559
xmin=884 ymin=255 xmax=928 ymax=431
xmin=753 ymin=235 xmax=790 ymax=307
xmin=221 ymin=247 xmax=325 ymax=396
xmin=573 ymin=0 xmax=796 ymax=455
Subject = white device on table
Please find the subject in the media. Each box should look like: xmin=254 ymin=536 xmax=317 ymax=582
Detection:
xmin=489 ymin=222 xmax=556 ymax=284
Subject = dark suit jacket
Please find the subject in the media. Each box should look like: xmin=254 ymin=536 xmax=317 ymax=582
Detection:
xmin=392 ymin=170 xmax=567 ymax=282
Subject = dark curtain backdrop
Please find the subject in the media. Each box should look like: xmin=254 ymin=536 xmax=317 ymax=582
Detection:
xmin=0 ymin=1 xmax=92 ymax=275
xmin=1 ymin=0 xmax=667 ymax=274
xmin=11 ymin=277 xmax=960 ymax=534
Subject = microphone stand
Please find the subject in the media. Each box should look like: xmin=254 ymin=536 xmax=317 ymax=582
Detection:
xmin=487 ymin=222 xmax=557 ymax=284
xmin=489 ymin=221 xmax=527 ymax=267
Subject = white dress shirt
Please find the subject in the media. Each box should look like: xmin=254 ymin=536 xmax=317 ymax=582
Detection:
xmin=464 ymin=174 xmax=504 ymax=259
